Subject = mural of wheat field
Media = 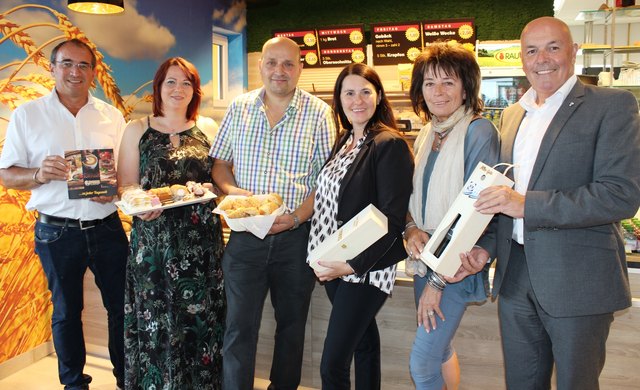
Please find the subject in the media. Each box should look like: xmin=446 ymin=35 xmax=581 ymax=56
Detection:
xmin=0 ymin=0 xmax=246 ymax=366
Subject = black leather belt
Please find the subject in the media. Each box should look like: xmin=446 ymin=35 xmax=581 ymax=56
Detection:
xmin=37 ymin=212 xmax=118 ymax=230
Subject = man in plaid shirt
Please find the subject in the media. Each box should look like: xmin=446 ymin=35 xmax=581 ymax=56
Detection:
xmin=210 ymin=36 xmax=336 ymax=390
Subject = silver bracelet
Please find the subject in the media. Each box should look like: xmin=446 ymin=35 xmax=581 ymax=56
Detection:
xmin=402 ymin=221 xmax=417 ymax=240
xmin=427 ymin=272 xmax=446 ymax=291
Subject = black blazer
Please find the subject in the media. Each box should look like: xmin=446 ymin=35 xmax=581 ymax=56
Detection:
xmin=330 ymin=129 xmax=414 ymax=276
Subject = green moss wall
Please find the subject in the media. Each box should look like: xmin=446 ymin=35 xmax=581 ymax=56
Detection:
xmin=247 ymin=0 xmax=554 ymax=52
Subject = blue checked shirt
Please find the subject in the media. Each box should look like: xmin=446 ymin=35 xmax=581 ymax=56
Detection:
xmin=210 ymin=87 xmax=336 ymax=211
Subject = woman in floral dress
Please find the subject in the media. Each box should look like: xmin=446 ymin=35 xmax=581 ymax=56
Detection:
xmin=117 ymin=57 xmax=224 ymax=389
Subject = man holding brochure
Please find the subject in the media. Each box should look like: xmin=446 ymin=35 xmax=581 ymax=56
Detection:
xmin=0 ymin=39 xmax=127 ymax=390
xmin=472 ymin=17 xmax=640 ymax=389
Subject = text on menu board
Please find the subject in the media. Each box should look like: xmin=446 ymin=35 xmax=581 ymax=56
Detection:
xmin=274 ymin=24 xmax=366 ymax=67
xmin=422 ymin=18 xmax=476 ymax=53
xmin=274 ymin=29 xmax=321 ymax=67
xmin=371 ymin=22 xmax=422 ymax=66
xmin=371 ymin=19 xmax=476 ymax=65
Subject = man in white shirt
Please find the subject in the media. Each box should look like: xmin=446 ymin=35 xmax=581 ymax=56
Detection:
xmin=0 ymin=39 xmax=127 ymax=390
xmin=471 ymin=17 xmax=640 ymax=389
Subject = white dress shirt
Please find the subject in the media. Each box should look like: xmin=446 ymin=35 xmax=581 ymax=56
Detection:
xmin=512 ymin=75 xmax=577 ymax=244
xmin=0 ymin=90 xmax=125 ymax=219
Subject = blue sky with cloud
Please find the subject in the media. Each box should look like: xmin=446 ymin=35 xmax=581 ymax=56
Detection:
xmin=1 ymin=0 xmax=247 ymax=129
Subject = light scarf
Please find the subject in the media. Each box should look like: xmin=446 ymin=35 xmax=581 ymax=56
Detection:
xmin=408 ymin=105 xmax=472 ymax=232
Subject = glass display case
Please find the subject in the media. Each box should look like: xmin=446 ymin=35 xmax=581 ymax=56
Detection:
xmin=480 ymin=67 xmax=529 ymax=126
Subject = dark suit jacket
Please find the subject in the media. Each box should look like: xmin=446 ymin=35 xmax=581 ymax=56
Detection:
xmin=479 ymin=80 xmax=640 ymax=317
xmin=331 ymin=129 xmax=414 ymax=276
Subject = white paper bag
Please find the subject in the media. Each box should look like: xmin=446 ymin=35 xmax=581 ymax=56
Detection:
xmin=420 ymin=162 xmax=514 ymax=277
xmin=308 ymin=204 xmax=388 ymax=272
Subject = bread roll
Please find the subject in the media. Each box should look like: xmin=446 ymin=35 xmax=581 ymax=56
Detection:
xmin=266 ymin=193 xmax=283 ymax=206
xmin=218 ymin=198 xmax=235 ymax=211
xmin=227 ymin=207 xmax=259 ymax=219
xmin=235 ymin=197 xmax=260 ymax=208
xmin=259 ymin=201 xmax=280 ymax=215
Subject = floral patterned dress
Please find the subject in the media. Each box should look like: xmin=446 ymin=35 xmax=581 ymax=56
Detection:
xmin=124 ymin=124 xmax=225 ymax=389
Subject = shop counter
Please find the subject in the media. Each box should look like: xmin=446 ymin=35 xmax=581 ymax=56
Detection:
xmin=78 ymin=261 xmax=640 ymax=389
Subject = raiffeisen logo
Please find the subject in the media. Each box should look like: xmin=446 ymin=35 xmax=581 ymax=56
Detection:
xmin=494 ymin=47 xmax=521 ymax=64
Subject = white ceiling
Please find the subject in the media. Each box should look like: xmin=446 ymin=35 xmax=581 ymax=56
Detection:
xmin=555 ymin=0 xmax=611 ymax=25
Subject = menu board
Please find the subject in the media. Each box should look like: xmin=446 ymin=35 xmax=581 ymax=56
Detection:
xmin=317 ymin=25 xmax=366 ymax=67
xmin=273 ymin=29 xmax=321 ymax=67
xmin=371 ymin=22 xmax=423 ymax=65
xmin=422 ymin=18 xmax=476 ymax=53
xmin=274 ymin=24 xmax=365 ymax=68
xmin=274 ymin=20 xmax=477 ymax=67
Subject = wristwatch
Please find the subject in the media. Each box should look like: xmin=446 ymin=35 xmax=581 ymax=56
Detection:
xmin=289 ymin=213 xmax=300 ymax=230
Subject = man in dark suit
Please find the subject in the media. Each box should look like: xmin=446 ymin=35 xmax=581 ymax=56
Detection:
xmin=471 ymin=17 xmax=640 ymax=389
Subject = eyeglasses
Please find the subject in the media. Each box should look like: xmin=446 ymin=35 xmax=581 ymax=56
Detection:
xmin=54 ymin=60 xmax=93 ymax=71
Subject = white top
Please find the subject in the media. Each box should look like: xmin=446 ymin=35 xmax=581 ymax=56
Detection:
xmin=512 ymin=75 xmax=577 ymax=243
xmin=0 ymin=90 xmax=126 ymax=219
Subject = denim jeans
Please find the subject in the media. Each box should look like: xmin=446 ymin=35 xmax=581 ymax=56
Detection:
xmin=34 ymin=215 xmax=127 ymax=389
xmin=409 ymin=274 xmax=468 ymax=390
xmin=221 ymin=224 xmax=315 ymax=390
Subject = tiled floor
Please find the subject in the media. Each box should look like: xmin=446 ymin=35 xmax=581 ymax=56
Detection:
xmin=0 ymin=353 xmax=316 ymax=390
xmin=0 ymin=354 xmax=117 ymax=390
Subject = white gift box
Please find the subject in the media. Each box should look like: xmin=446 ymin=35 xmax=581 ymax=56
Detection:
xmin=308 ymin=204 xmax=388 ymax=272
xmin=420 ymin=162 xmax=514 ymax=277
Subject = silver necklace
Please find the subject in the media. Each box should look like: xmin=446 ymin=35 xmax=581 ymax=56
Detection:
xmin=432 ymin=128 xmax=453 ymax=152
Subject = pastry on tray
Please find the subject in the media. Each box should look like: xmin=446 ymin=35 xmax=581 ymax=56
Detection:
xmin=148 ymin=186 xmax=173 ymax=204
xmin=119 ymin=182 xmax=213 ymax=213
xmin=121 ymin=188 xmax=158 ymax=209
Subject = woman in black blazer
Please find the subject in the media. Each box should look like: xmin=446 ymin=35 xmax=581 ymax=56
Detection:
xmin=307 ymin=63 xmax=414 ymax=389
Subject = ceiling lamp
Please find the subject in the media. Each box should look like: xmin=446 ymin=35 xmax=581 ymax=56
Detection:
xmin=68 ymin=0 xmax=125 ymax=14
